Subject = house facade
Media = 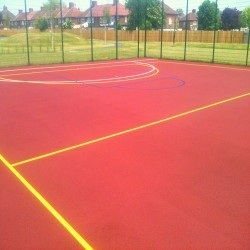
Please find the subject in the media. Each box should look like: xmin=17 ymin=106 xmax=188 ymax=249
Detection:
xmin=179 ymin=9 xmax=198 ymax=30
xmin=82 ymin=0 xmax=129 ymax=28
xmin=2 ymin=1 xmax=179 ymax=30
xmin=0 ymin=6 xmax=15 ymax=29
xmin=163 ymin=3 xmax=179 ymax=29
xmin=10 ymin=3 xmax=85 ymax=29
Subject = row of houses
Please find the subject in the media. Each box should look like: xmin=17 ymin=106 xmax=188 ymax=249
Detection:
xmin=0 ymin=1 xmax=198 ymax=30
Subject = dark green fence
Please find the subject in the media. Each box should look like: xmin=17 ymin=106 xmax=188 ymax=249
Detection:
xmin=0 ymin=0 xmax=249 ymax=67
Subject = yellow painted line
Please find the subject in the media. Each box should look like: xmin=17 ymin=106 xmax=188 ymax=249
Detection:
xmin=11 ymin=92 xmax=249 ymax=168
xmin=159 ymin=60 xmax=250 ymax=71
xmin=0 ymin=154 xmax=94 ymax=250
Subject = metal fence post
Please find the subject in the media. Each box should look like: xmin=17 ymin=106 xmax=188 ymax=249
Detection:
xmin=184 ymin=0 xmax=189 ymax=61
xmin=137 ymin=0 xmax=141 ymax=58
xmin=144 ymin=1 xmax=147 ymax=58
xmin=212 ymin=0 xmax=218 ymax=63
xmin=90 ymin=0 xmax=94 ymax=61
xmin=246 ymin=30 xmax=250 ymax=66
xmin=60 ymin=0 xmax=65 ymax=63
xmin=24 ymin=0 xmax=30 ymax=65
xmin=160 ymin=0 xmax=164 ymax=59
xmin=115 ymin=0 xmax=118 ymax=60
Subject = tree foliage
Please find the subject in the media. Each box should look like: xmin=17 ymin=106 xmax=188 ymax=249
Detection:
xmin=125 ymin=0 xmax=163 ymax=30
xmin=35 ymin=17 xmax=49 ymax=31
xmin=221 ymin=8 xmax=241 ymax=30
xmin=240 ymin=6 xmax=250 ymax=28
xmin=176 ymin=8 xmax=185 ymax=18
xmin=0 ymin=12 xmax=2 ymax=24
xmin=43 ymin=0 xmax=60 ymax=27
xmin=197 ymin=0 xmax=221 ymax=30
xmin=63 ymin=19 xmax=73 ymax=29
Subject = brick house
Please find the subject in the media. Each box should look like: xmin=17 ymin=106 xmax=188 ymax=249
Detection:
xmin=10 ymin=3 xmax=85 ymax=29
xmin=82 ymin=0 xmax=129 ymax=28
xmin=0 ymin=6 xmax=15 ymax=29
xmin=179 ymin=9 xmax=198 ymax=30
xmin=163 ymin=3 xmax=179 ymax=29
xmin=5 ymin=1 xmax=179 ymax=30
xmin=12 ymin=9 xmax=38 ymax=29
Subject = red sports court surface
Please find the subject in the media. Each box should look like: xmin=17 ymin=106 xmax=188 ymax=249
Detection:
xmin=0 ymin=59 xmax=249 ymax=249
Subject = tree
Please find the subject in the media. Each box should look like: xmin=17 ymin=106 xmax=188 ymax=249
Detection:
xmin=197 ymin=0 xmax=221 ymax=30
xmin=35 ymin=17 xmax=49 ymax=31
xmin=240 ymin=6 xmax=250 ymax=28
xmin=125 ymin=0 xmax=163 ymax=30
xmin=63 ymin=19 xmax=73 ymax=29
xmin=5 ymin=14 xmax=11 ymax=29
xmin=176 ymin=8 xmax=185 ymax=19
xmin=221 ymin=8 xmax=241 ymax=30
xmin=43 ymin=0 xmax=60 ymax=49
xmin=103 ymin=7 xmax=110 ymax=25
xmin=0 ymin=12 xmax=2 ymax=25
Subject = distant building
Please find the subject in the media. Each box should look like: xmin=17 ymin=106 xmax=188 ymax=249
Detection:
xmin=82 ymin=0 xmax=129 ymax=28
xmin=4 ymin=1 xmax=179 ymax=30
xmin=11 ymin=3 xmax=85 ymax=29
xmin=179 ymin=9 xmax=198 ymax=30
xmin=0 ymin=6 xmax=15 ymax=29
xmin=163 ymin=3 xmax=179 ymax=29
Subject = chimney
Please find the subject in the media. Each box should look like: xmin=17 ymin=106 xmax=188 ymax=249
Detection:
xmin=41 ymin=7 xmax=44 ymax=11
xmin=192 ymin=9 xmax=196 ymax=13
xmin=92 ymin=1 xmax=97 ymax=8
xmin=29 ymin=8 xmax=33 ymax=13
xmin=3 ymin=5 xmax=8 ymax=11
xmin=69 ymin=2 xmax=75 ymax=9
xmin=18 ymin=9 xmax=23 ymax=14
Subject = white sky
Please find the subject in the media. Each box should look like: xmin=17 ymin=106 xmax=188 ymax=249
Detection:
xmin=1 ymin=0 xmax=249 ymax=15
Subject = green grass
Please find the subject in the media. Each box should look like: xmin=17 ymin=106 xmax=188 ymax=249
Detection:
xmin=0 ymin=31 xmax=249 ymax=67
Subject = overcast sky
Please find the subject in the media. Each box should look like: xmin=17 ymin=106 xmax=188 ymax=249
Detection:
xmin=2 ymin=0 xmax=248 ymax=14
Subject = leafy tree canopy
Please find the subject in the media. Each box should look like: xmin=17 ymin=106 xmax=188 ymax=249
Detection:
xmin=197 ymin=0 xmax=221 ymax=30
xmin=240 ymin=6 xmax=250 ymax=28
xmin=176 ymin=8 xmax=185 ymax=18
xmin=63 ymin=19 xmax=73 ymax=29
xmin=125 ymin=0 xmax=164 ymax=30
xmin=35 ymin=17 xmax=48 ymax=31
xmin=221 ymin=8 xmax=241 ymax=30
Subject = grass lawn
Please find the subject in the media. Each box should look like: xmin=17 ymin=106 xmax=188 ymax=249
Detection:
xmin=0 ymin=31 xmax=249 ymax=67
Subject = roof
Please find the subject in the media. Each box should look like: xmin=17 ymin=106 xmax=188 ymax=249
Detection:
xmin=84 ymin=3 xmax=129 ymax=18
xmin=180 ymin=12 xmax=197 ymax=21
xmin=1 ymin=6 xmax=15 ymax=20
xmin=164 ymin=3 xmax=178 ymax=16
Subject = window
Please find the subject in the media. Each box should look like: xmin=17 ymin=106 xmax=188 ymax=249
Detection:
xmin=168 ymin=18 xmax=172 ymax=25
xmin=87 ymin=17 xmax=94 ymax=24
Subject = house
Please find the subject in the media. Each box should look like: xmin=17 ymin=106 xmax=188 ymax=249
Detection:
xmin=163 ymin=3 xmax=179 ymax=29
xmin=82 ymin=0 xmax=129 ymax=28
xmin=0 ymin=6 xmax=15 ymax=29
xmin=5 ymin=1 xmax=179 ymax=30
xmin=10 ymin=3 xmax=86 ymax=29
xmin=12 ymin=9 xmax=38 ymax=29
xmin=179 ymin=9 xmax=198 ymax=30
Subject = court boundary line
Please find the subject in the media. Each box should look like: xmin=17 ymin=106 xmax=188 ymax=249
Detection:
xmin=0 ymin=62 xmax=159 ymax=85
xmin=10 ymin=92 xmax=249 ymax=168
xmin=0 ymin=154 xmax=94 ymax=250
xmin=0 ymin=58 xmax=157 ymax=74
xmin=156 ymin=59 xmax=250 ymax=72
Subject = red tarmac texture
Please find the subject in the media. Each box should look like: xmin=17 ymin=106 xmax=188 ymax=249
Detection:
xmin=0 ymin=59 xmax=249 ymax=249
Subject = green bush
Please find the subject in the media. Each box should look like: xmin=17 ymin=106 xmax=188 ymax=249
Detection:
xmin=35 ymin=17 xmax=48 ymax=31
